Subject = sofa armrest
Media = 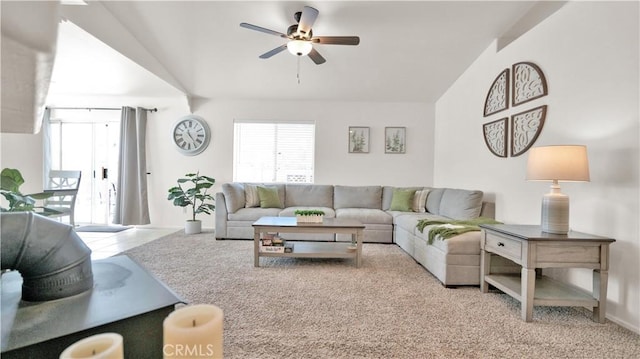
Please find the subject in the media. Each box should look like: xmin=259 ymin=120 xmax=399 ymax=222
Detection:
xmin=215 ymin=192 xmax=228 ymax=239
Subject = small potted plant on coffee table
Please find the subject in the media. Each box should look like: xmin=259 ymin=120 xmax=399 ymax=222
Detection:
xmin=294 ymin=209 xmax=325 ymax=223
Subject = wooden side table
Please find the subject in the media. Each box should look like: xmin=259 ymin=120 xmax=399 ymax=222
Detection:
xmin=479 ymin=224 xmax=615 ymax=323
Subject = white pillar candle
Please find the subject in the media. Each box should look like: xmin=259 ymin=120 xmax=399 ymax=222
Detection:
xmin=163 ymin=304 xmax=224 ymax=359
xmin=59 ymin=333 xmax=123 ymax=359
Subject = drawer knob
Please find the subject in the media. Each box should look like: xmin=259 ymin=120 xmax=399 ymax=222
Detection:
xmin=498 ymin=242 xmax=505 ymax=247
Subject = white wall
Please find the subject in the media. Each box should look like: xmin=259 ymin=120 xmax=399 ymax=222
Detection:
xmin=434 ymin=2 xmax=639 ymax=332
xmin=0 ymin=132 xmax=44 ymax=194
xmin=2 ymin=100 xmax=433 ymax=230
xmin=146 ymin=100 xmax=434 ymax=230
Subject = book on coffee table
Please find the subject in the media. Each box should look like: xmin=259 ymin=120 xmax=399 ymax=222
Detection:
xmin=261 ymin=245 xmax=285 ymax=253
xmin=260 ymin=241 xmax=294 ymax=253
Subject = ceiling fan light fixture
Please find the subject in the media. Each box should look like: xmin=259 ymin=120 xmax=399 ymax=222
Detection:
xmin=287 ymin=40 xmax=312 ymax=56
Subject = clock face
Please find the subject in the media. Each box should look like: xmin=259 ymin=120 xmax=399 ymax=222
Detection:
xmin=172 ymin=115 xmax=210 ymax=155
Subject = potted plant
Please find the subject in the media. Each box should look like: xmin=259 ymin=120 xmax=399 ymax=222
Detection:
xmin=167 ymin=172 xmax=215 ymax=234
xmin=0 ymin=168 xmax=58 ymax=215
xmin=294 ymin=209 xmax=325 ymax=223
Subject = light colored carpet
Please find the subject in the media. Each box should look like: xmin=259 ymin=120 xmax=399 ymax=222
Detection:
xmin=123 ymin=231 xmax=639 ymax=358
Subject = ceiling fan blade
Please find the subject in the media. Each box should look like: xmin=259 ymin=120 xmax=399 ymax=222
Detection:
xmin=259 ymin=44 xmax=288 ymax=59
xmin=308 ymin=48 xmax=326 ymax=65
xmin=297 ymin=6 xmax=319 ymax=38
xmin=312 ymin=36 xmax=360 ymax=45
xmin=240 ymin=23 xmax=287 ymax=38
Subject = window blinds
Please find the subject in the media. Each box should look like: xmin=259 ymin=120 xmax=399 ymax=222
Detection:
xmin=233 ymin=120 xmax=315 ymax=183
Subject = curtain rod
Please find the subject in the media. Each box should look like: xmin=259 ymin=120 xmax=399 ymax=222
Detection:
xmin=46 ymin=106 xmax=158 ymax=112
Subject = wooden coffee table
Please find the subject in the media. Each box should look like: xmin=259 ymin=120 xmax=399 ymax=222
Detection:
xmin=252 ymin=217 xmax=365 ymax=267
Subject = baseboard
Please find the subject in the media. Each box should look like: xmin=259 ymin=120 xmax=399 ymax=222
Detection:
xmin=607 ymin=313 xmax=639 ymax=334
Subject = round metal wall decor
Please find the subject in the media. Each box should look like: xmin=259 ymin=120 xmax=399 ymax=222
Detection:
xmin=510 ymin=105 xmax=546 ymax=157
xmin=483 ymin=118 xmax=508 ymax=158
xmin=512 ymin=62 xmax=548 ymax=106
xmin=483 ymin=69 xmax=509 ymax=117
xmin=482 ymin=62 xmax=548 ymax=158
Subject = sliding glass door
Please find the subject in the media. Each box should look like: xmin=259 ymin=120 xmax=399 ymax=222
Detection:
xmin=49 ymin=110 xmax=120 ymax=225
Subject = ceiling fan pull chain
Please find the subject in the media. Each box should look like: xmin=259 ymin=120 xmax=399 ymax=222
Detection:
xmin=297 ymin=56 xmax=301 ymax=85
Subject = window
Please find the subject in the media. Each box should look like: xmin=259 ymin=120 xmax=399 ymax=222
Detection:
xmin=47 ymin=109 xmax=121 ymax=224
xmin=233 ymin=120 xmax=315 ymax=183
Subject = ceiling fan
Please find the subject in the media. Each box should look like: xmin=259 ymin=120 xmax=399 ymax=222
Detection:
xmin=240 ymin=6 xmax=360 ymax=65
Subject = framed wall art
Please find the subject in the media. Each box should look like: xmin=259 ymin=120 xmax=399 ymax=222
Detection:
xmin=385 ymin=127 xmax=406 ymax=154
xmin=348 ymin=126 xmax=370 ymax=153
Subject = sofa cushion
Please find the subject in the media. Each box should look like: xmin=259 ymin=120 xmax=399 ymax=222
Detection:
xmin=244 ymin=184 xmax=260 ymax=208
xmin=390 ymin=188 xmax=416 ymax=212
xmin=425 ymin=188 xmax=445 ymax=215
xmin=416 ymin=229 xmax=482 ymax=255
xmin=285 ymin=184 xmax=333 ymax=207
xmin=334 ymin=185 xmax=382 ymax=209
xmin=412 ymin=189 xmax=430 ymax=213
xmin=439 ymin=189 xmax=483 ymax=220
xmin=227 ymin=207 xmax=282 ymax=221
xmin=222 ymin=182 xmax=245 ymax=213
xmin=258 ymin=185 xmax=283 ymax=208
xmin=394 ymin=213 xmax=449 ymax=229
xmin=335 ymin=208 xmax=392 ymax=224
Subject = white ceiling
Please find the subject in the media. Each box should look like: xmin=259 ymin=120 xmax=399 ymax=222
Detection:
xmin=48 ymin=1 xmax=560 ymax=104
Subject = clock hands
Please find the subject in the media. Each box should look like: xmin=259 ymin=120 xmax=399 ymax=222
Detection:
xmin=184 ymin=129 xmax=204 ymax=146
xmin=184 ymin=130 xmax=196 ymax=145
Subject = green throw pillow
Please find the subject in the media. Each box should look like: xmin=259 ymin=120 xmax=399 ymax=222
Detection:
xmin=390 ymin=189 xmax=417 ymax=212
xmin=257 ymin=186 xmax=282 ymax=208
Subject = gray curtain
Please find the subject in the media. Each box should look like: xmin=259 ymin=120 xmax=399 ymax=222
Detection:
xmin=113 ymin=106 xmax=150 ymax=225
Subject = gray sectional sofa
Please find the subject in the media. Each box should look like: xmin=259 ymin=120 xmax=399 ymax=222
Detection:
xmin=215 ymin=183 xmax=500 ymax=286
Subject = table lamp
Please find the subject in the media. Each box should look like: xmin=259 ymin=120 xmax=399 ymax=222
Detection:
xmin=526 ymin=145 xmax=590 ymax=234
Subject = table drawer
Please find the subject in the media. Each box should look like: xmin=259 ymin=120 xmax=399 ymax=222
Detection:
xmin=485 ymin=232 xmax=522 ymax=261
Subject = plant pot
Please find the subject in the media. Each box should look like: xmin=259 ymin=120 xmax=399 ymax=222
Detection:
xmin=296 ymin=215 xmax=323 ymax=223
xmin=185 ymin=220 xmax=202 ymax=234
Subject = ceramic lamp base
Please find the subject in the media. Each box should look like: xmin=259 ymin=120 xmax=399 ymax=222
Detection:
xmin=541 ymin=189 xmax=569 ymax=235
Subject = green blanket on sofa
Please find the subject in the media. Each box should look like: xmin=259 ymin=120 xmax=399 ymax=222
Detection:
xmin=416 ymin=217 xmax=502 ymax=244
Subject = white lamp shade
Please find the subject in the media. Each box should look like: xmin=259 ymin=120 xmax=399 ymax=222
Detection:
xmin=526 ymin=145 xmax=590 ymax=182
xmin=287 ymin=40 xmax=312 ymax=56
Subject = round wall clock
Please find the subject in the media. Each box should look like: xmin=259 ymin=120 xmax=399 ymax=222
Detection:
xmin=171 ymin=115 xmax=211 ymax=156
